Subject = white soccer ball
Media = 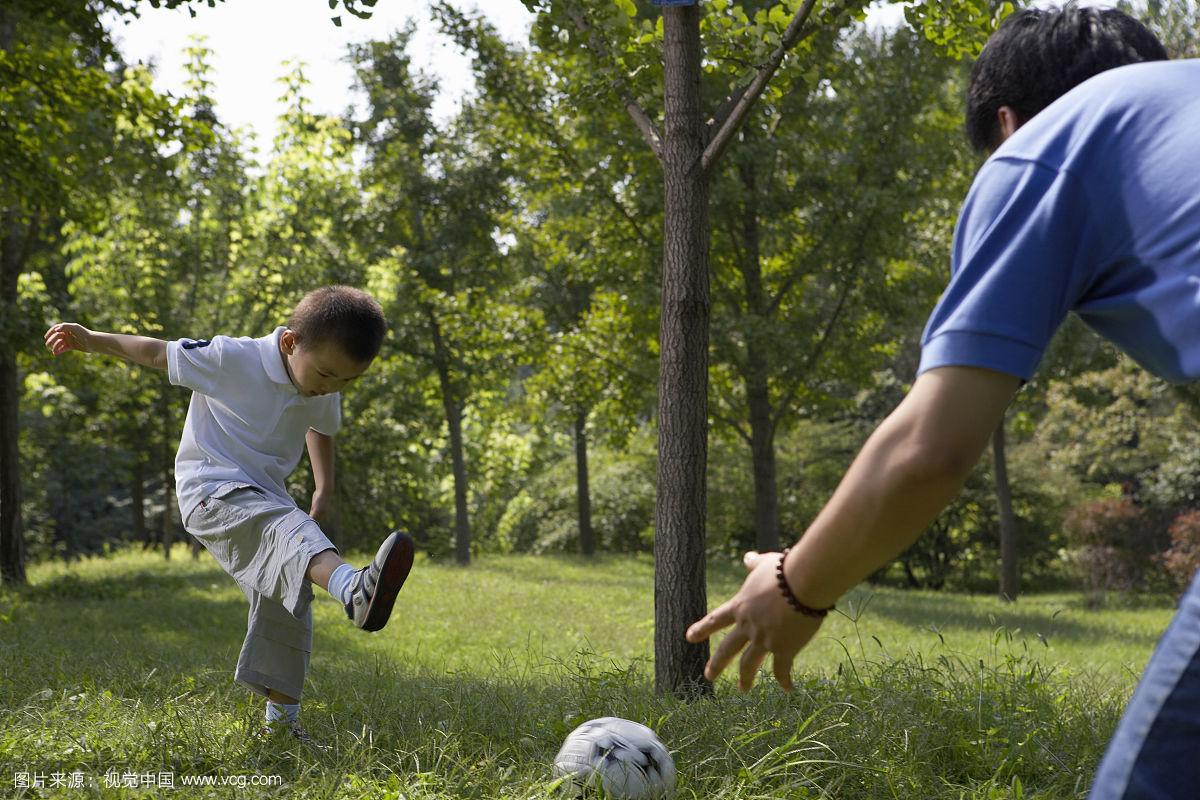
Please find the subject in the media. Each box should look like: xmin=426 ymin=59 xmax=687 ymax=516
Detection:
xmin=553 ymin=716 xmax=676 ymax=799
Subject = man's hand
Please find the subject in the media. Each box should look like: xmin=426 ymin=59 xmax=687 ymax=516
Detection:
xmin=309 ymin=491 xmax=332 ymax=525
xmin=45 ymin=323 xmax=95 ymax=356
xmin=686 ymin=550 xmax=824 ymax=692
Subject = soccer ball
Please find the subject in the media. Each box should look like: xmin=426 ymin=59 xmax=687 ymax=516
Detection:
xmin=553 ymin=716 xmax=676 ymax=799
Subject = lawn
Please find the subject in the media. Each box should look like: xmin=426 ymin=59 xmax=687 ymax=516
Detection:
xmin=0 ymin=547 xmax=1176 ymax=798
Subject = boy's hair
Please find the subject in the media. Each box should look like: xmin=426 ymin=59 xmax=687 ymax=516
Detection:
xmin=288 ymin=286 xmax=387 ymax=364
xmin=965 ymin=5 xmax=1168 ymax=152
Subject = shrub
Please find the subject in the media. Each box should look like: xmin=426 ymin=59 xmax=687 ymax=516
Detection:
xmin=1158 ymin=510 xmax=1200 ymax=592
xmin=1063 ymin=498 xmax=1168 ymax=593
xmin=494 ymin=442 xmax=656 ymax=554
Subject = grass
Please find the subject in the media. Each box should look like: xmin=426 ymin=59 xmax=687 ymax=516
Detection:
xmin=0 ymin=547 xmax=1176 ymax=798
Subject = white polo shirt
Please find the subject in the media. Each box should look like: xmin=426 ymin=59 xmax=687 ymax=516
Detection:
xmin=167 ymin=326 xmax=341 ymax=524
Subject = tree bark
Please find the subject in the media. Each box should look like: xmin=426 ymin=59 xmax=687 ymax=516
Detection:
xmin=574 ymin=409 xmax=595 ymax=556
xmin=654 ymin=4 xmax=711 ymax=697
xmin=429 ymin=310 xmax=471 ymax=565
xmin=992 ymin=420 xmax=1019 ymax=602
xmin=0 ymin=207 xmax=26 ymax=585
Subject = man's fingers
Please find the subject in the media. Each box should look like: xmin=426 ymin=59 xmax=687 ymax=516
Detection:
xmin=742 ymin=550 xmax=764 ymax=572
xmin=738 ymin=641 xmax=768 ymax=692
xmin=705 ymin=627 xmax=748 ymax=682
xmin=773 ymin=649 xmax=796 ymax=692
xmin=686 ymin=602 xmax=735 ymax=643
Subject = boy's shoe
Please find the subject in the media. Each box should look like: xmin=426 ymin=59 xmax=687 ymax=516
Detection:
xmin=345 ymin=530 xmax=415 ymax=632
xmin=258 ymin=720 xmax=330 ymax=752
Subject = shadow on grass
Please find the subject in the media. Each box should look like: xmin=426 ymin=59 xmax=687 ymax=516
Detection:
xmin=848 ymin=588 xmax=1170 ymax=648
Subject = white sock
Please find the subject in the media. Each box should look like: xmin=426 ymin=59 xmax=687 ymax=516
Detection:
xmin=265 ymin=700 xmax=300 ymax=725
xmin=326 ymin=563 xmax=357 ymax=606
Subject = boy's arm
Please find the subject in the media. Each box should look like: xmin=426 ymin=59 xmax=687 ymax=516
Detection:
xmin=45 ymin=323 xmax=167 ymax=370
xmin=686 ymin=366 xmax=1021 ymax=691
xmin=306 ymin=428 xmax=334 ymax=524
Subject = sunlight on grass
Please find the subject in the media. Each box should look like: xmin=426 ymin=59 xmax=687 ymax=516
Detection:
xmin=0 ymin=547 xmax=1168 ymax=798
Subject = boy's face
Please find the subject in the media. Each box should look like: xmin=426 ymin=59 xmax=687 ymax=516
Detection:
xmin=279 ymin=330 xmax=371 ymax=397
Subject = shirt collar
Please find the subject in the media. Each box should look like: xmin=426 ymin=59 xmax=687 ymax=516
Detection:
xmin=259 ymin=326 xmax=297 ymax=390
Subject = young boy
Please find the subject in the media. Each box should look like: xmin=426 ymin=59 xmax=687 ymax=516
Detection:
xmin=45 ymin=285 xmax=414 ymax=746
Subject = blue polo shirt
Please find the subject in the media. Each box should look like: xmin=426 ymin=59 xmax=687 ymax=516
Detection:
xmin=919 ymin=59 xmax=1200 ymax=384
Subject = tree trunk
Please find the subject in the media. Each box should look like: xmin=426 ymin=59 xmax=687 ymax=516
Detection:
xmin=160 ymin=391 xmax=174 ymax=560
xmin=0 ymin=207 xmax=26 ymax=585
xmin=736 ymin=153 xmax=781 ymax=552
xmin=574 ymin=409 xmax=595 ymax=556
xmin=654 ymin=4 xmax=711 ymax=697
xmin=131 ymin=449 xmax=147 ymax=545
xmin=746 ymin=371 xmax=780 ymax=552
xmin=428 ymin=310 xmax=471 ymax=565
xmin=444 ymin=396 xmax=470 ymax=566
xmin=992 ymin=420 xmax=1019 ymax=602
xmin=0 ymin=14 xmax=26 ymax=586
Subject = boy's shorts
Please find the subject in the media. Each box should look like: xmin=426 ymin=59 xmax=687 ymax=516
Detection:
xmin=184 ymin=482 xmax=339 ymax=700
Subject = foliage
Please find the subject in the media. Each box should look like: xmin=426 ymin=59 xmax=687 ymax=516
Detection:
xmin=1158 ymin=510 xmax=1200 ymax=593
xmin=1063 ymin=498 xmax=1170 ymax=595
xmin=495 ymin=433 xmax=657 ymax=554
xmin=1036 ymin=360 xmax=1187 ymax=494
xmin=904 ymin=0 xmax=1016 ymax=60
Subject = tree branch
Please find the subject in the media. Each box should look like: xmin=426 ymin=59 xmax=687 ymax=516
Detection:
xmin=565 ymin=7 xmax=663 ymax=162
xmin=769 ymin=273 xmax=851 ymax=434
xmin=701 ymin=0 xmax=821 ymax=175
xmin=710 ymin=403 xmax=753 ymax=446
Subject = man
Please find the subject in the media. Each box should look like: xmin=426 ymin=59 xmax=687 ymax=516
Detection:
xmin=686 ymin=7 xmax=1195 ymax=797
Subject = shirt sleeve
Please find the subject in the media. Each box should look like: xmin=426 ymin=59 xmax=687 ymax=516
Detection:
xmin=166 ymin=335 xmax=225 ymax=395
xmin=309 ymin=395 xmax=341 ymax=437
xmin=918 ymin=157 xmax=1099 ymax=381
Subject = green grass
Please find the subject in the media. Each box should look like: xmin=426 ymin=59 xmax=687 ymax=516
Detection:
xmin=0 ymin=548 xmax=1175 ymax=798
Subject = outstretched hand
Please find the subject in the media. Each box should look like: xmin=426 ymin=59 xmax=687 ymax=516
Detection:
xmin=44 ymin=323 xmax=94 ymax=356
xmin=685 ymin=550 xmax=826 ymax=692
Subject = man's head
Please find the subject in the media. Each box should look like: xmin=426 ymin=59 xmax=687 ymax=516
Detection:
xmin=281 ymin=286 xmax=387 ymax=397
xmin=966 ymin=5 xmax=1168 ymax=152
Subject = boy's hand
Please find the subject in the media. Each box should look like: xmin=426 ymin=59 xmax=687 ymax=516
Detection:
xmin=45 ymin=323 xmax=94 ymax=356
xmin=685 ymin=550 xmax=825 ymax=692
xmin=309 ymin=491 xmax=332 ymax=524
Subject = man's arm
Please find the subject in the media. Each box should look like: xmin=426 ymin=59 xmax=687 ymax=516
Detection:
xmin=306 ymin=428 xmax=335 ymax=524
xmin=687 ymin=366 xmax=1022 ymax=690
xmin=45 ymin=323 xmax=167 ymax=370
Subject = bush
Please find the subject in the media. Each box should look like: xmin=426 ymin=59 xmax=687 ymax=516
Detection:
xmin=1158 ymin=510 xmax=1200 ymax=592
xmin=494 ymin=438 xmax=656 ymax=554
xmin=1063 ymin=498 xmax=1169 ymax=593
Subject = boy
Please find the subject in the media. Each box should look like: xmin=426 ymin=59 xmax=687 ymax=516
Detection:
xmin=687 ymin=7 xmax=1194 ymax=799
xmin=45 ymin=285 xmax=413 ymax=747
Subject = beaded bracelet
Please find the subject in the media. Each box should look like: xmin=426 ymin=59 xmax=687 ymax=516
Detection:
xmin=776 ymin=548 xmax=835 ymax=618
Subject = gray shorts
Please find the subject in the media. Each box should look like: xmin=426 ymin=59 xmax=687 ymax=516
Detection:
xmin=184 ymin=482 xmax=338 ymax=700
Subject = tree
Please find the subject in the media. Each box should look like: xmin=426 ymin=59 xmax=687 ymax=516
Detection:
xmin=435 ymin=5 xmax=661 ymax=557
xmin=707 ymin=25 xmax=970 ymax=554
xmin=0 ymin=1 xmax=177 ymax=582
xmin=1 ymin=0 xmax=390 ymax=582
xmin=351 ymin=31 xmax=529 ymax=565
xmin=521 ymin=0 xmax=1007 ymax=694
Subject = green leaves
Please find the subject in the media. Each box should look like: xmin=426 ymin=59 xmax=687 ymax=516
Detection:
xmin=904 ymin=0 xmax=1016 ymax=60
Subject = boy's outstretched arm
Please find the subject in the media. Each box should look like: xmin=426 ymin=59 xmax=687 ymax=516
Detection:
xmin=306 ymin=429 xmax=334 ymax=524
xmin=45 ymin=323 xmax=167 ymax=370
xmin=686 ymin=365 xmax=1021 ymax=691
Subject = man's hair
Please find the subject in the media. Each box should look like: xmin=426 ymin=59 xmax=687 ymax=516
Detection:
xmin=288 ymin=286 xmax=387 ymax=364
xmin=965 ymin=5 xmax=1168 ymax=152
